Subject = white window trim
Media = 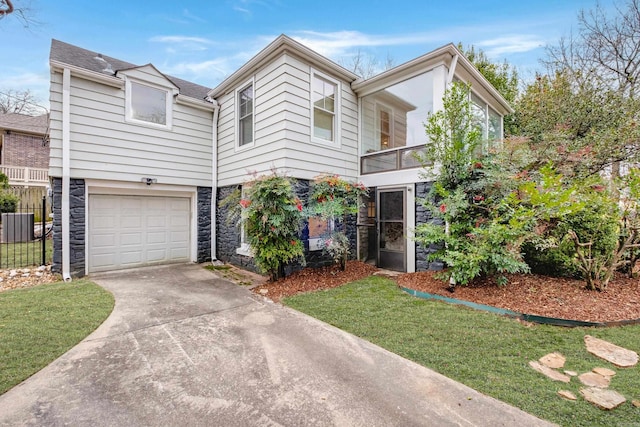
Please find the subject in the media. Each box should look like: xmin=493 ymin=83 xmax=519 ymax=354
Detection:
xmin=375 ymin=102 xmax=394 ymax=151
xmin=124 ymin=77 xmax=175 ymax=130
xmin=308 ymin=218 xmax=335 ymax=251
xmin=235 ymin=77 xmax=255 ymax=152
xmin=236 ymin=185 xmax=253 ymax=257
xmin=310 ymin=68 xmax=341 ymax=147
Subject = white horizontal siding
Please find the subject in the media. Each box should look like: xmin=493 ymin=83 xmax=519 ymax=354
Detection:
xmin=216 ymin=52 xmax=358 ymax=187
xmin=49 ymin=69 xmax=213 ymax=187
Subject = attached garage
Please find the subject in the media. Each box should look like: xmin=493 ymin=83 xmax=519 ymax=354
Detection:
xmin=88 ymin=194 xmax=191 ymax=272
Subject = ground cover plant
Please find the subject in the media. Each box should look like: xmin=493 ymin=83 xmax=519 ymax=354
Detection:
xmin=283 ymin=276 xmax=640 ymax=427
xmin=0 ymin=279 xmax=114 ymax=395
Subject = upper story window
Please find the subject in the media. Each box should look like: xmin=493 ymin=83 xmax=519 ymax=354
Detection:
xmin=311 ymin=70 xmax=340 ymax=144
xmin=127 ymin=80 xmax=172 ymax=128
xmin=377 ymin=104 xmax=393 ymax=150
xmin=236 ymin=80 xmax=254 ymax=148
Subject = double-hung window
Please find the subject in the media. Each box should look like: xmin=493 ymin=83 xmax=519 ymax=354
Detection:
xmin=311 ymin=70 xmax=340 ymax=144
xmin=237 ymin=80 xmax=254 ymax=148
xmin=126 ymin=80 xmax=172 ymax=128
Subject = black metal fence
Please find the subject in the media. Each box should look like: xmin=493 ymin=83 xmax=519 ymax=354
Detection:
xmin=0 ymin=196 xmax=52 ymax=269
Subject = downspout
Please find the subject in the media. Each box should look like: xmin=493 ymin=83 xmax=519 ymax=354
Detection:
xmin=61 ymin=68 xmax=72 ymax=281
xmin=209 ymin=98 xmax=220 ymax=261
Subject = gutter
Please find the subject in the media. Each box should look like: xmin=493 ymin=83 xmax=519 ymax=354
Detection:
xmin=209 ymin=98 xmax=220 ymax=261
xmin=61 ymin=68 xmax=72 ymax=281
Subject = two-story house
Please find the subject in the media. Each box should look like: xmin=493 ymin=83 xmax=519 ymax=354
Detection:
xmin=48 ymin=35 xmax=511 ymax=280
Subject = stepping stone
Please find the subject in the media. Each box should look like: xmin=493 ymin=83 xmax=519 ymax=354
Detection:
xmin=564 ymin=370 xmax=578 ymax=377
xmin=579 ymin=372 xmax=610 ymax=388
xmin=539 ymin=352 xmax=565 ymax=369
xmin=558 ymin=390 xmax=577 ymax=401
xmin=580 ymin=387 xmax=626 ymax=410
xmin=632 ymin=400 xmax=640 ymax=408
xmin=593 ymin=367 xmax=616 ymax=377
xmin=529 ymin=360 xmax=571 ymax=382
xmin=584 ymin=335 xmax=638 ymax=368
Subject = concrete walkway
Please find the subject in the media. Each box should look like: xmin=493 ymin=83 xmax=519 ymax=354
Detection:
xmin=0 ymin=264 xmax=554 ymax=426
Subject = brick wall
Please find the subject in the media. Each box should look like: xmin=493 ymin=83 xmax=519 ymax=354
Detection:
xmin=2 ymin=133 xmax=49 ymax=168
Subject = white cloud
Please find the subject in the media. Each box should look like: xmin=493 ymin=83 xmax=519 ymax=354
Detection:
xmin=1 ymin=71 xmax=51 ymax=110
xmin=290 ymin=30 xmax=446 ymax=57
xmin=476 ymin=35 xmax=547 ymax=57
xmin=150 ymin=35 xmax=215 ymax=45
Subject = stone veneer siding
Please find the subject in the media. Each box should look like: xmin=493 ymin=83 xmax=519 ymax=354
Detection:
xmin=197 ymin=187 xmax=212 ymax=263
xmin=51 ymin=177 xmax=86 ymax=278
xmin=415 ymin=181 xmax=444 ymax=271
xmin=215 ymin=179 xmax=356 ymax=275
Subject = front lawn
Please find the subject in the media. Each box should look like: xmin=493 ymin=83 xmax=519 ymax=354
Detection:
xmin=284 ymin=276 xmax=640 ymax=427
xmin=0 ymin=280 xmax=114 ymax=395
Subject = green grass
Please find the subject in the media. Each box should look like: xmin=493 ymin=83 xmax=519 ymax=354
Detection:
xmin=0 ymin=280 xmax=114 ymax=395
xmin=284 ymin=277 xmax=640 ymax=427
xmin=0 ymin=239 xmax=53 ymax=269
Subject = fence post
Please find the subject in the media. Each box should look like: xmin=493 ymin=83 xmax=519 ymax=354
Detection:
xmin=42 ymin=195 xmax=46 ymax=266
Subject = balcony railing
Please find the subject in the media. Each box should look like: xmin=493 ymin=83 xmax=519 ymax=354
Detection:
xmin=360 ymin=146 xmax=431 ymax=174
xmin=0 ymin=165 xmax=49 ymax=186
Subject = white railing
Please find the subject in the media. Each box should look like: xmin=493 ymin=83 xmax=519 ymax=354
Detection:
xmin=0 ymin=165 xmax=49 ymax=186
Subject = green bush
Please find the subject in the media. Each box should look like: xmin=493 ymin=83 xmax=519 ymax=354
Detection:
xmin=0 ymin=192 xmax=19 ymax=214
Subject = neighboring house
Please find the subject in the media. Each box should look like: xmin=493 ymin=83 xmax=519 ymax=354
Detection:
xmin=48 ymin=35 xmax=511 ymax=279
xmin=0 ymin=113 xmax=50 ymax=187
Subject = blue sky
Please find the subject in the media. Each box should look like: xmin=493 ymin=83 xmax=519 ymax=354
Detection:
xmin=1 ymin=0 xmax=614 ymax=110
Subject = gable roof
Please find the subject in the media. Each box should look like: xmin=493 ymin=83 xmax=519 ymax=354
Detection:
xmin=0 ymin=113 xmax=48 ymax=135
xmin=354 ymin=43 xmax=513 ymax=115
xmin=208 ymin=34 xmax=359 ymax=98
xmin=49 ymin=39 xmax=210 ymax=101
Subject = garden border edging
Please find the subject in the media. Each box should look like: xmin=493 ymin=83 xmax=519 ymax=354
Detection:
xmin=399 ymin=286 xmax=640 ymax=327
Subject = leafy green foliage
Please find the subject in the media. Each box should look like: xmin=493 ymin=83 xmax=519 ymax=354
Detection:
xmin=0 ymin=172 xmax=18 ymax=213
xmin=307 ymin=174 xmax=368 ymax=269
xmin=237 ymin=172 xmax=305 ymax=281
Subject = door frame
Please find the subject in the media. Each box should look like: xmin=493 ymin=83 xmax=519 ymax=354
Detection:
xmin=376 ymin=187 xmax=406 ymax=272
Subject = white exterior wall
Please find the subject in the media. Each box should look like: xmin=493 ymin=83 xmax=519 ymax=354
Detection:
xmin=216 ymin=53 xmax=358 ymax=187
xmin=49 ymin=68 xmax=214 ymax=187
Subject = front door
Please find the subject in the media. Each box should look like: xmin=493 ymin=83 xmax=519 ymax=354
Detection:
xmin=377 ymin=188 xmax=406 ymax=272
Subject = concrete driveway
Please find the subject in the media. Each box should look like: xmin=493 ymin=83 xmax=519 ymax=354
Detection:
xmin=0 ymin=264 xmax=554 ymax=426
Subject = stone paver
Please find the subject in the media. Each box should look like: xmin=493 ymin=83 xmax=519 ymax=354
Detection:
xmin=584 ymin=335 xmax=638 ymax=368
xmin=580 ymin=387 xmax=626 ymax=410
xmin=529 ymin=360 xmax=571 ymax=382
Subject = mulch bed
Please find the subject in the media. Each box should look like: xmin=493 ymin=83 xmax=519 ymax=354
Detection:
xmin=252 ymin=261 xmax=640 ymax=323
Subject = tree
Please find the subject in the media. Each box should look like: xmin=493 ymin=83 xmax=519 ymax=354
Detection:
xmin=415 ymin=82 xmax=532 ymax=287
xmin=545 ymin=0 xmax=640 ymax=99
xmin=340 ymin=49 xmax=394 ymax=79
xmin=0 ymin=0 xmax=36 ymax=27
xmin=535 ymin=0 xmax=640 ymax=179
xmin=0 ymin=89 xmax=44 ymax=115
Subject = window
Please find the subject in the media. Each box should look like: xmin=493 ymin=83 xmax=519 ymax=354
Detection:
xmin=471 ymin=92 xmax=487 ymax=139
xmin=237 ymin=81 xmax=254 ymax=148
xmin=488 ymin=106 xmax=502 ymax=145
xmin=311 ymin=71 xmax=339 ymax=144
xmin=376 ymin=104 xmax=393 ymax=150
xmin=308 ymin=216 xmax=333 ymax=251
xmin=127 ymin=80 xmax=171 ymax=127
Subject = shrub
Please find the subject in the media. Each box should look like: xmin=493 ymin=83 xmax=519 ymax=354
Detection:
xmin=238 ymin=172 xmax=305 ymax=281
xmin=306 ymin=174 xmax=368 ymax=270
xmin=0 ymin=192 xmax=19 ymax=214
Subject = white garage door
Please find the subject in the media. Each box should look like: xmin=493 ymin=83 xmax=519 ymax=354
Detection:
xmin=89 ymin=195 xmax=191 ymax=272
